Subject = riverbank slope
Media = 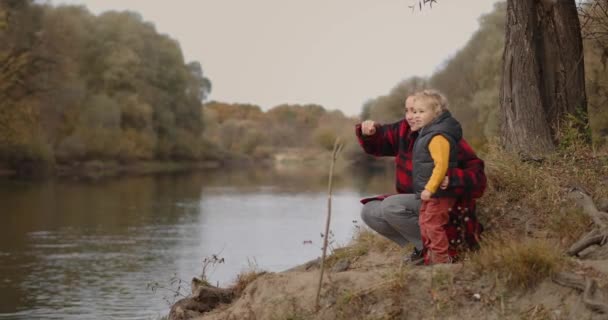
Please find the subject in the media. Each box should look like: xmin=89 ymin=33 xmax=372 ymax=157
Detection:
xmin=169 ymin=145 xmax=608 ymax=320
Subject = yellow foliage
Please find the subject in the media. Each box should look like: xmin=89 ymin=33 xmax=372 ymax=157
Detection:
xmin=0 ymin=9 xmax=7 ymax=30
xmin=204 ymin=101 xmax=263 ymax=124
xmin=117 ymin=129 xmax=156 ymax=161
xmin=0 ymin=102 xmax=38 ymax=146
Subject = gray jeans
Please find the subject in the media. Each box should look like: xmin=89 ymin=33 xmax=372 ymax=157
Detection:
xmin=360 ymin=194 xmax=422 ymax=250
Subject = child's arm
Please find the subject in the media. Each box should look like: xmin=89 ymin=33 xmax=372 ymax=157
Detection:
xmin=424 ymin=135 xmax=450 ymax=195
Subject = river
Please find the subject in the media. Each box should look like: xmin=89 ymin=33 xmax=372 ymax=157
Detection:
xmin=0 ymin=165 xmax=393 ymax=319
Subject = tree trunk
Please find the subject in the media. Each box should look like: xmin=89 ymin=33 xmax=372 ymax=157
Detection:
xmin=500 ymin=0 xmax=587 ymax=155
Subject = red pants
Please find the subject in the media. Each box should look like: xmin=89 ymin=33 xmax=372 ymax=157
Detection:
xmin=420 ymin=197 xmax=456 ymax=264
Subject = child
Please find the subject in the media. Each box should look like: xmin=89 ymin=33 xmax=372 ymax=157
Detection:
xmin=411 ymin=89 xmax=462 ymax=264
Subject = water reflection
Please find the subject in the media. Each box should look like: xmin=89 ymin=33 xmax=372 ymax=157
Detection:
xmin=0 ymin=164 xmax=394 ymax=319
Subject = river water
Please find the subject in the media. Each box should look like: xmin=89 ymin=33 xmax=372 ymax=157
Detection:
xmin=0 ymin=165 xmax=393 ymax=319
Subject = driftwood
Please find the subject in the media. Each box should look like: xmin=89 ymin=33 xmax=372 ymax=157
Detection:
xmin=552 ymin=272 xmax=608 ymax=314
xmin=168 ymin=278 xmax=234 ymax=320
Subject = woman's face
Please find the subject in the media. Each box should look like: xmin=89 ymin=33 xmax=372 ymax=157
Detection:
xmin=405 ymin=97 xmax=422 ymax=131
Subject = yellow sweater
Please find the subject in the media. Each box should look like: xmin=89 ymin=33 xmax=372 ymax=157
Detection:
xmin=425 ymin=135 xmax=450 ymax=194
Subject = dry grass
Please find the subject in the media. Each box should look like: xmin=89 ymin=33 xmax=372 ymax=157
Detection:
xmin=519 ymin=304 xmax=554 ymax=320
xmin=268 ymin=297 xmax=314 ymax=320
xmin=325 ymin=228 xmax=401 ymax=268
xmin=469 ymin=236 xmax=565 ymax=290
xmin=471 ymin=140 xmax=607 ymax=297
xmin=478 ymin=142 xmax=607 ymax=244
xmin=334 ymin=289 xmax=368 ymax=320
xmin=547 ymin=207 xmax=590 ymax=245
xmin=351 ymin=228 xmax=401 ymax=253
xmin=326 ymin=265 xmax=413 ymax=320
xmin=324 ymin=246 xmax=368 ymax=269
xmin=231 ymin=270 xmax=267 ymax=297
xmin=481 ymin=145 xmax=564 ymax=222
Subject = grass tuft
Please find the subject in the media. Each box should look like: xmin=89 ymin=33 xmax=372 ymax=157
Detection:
xmin=351 ymin=228 xmax=401 ymax=254
xmin=231 ymin=270 xmax=267 ymax=297
xmin=470 ymin=236 xmax=565 ymax=290
xmin=325 ymin=228 xmax=400 ymax=268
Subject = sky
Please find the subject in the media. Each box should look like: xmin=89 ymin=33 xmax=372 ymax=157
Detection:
xmin=48 ymin=0 xmax=501 ymax=116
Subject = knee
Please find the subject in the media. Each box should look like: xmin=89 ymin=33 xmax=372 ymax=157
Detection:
xmin=381 ymin=195 xmax=419 ymax=218
xmin=360 ymin=201 xmax=380 ymax=224
xmin=360 ymin=203 xmax=373 ymax=222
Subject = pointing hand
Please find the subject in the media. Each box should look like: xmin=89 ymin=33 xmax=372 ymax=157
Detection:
xmin=361 ymin=120 xmax=377 ymax=136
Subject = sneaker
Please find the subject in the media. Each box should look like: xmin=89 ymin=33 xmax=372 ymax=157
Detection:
xmin=403 ymin=248 xmax=424 ymax=265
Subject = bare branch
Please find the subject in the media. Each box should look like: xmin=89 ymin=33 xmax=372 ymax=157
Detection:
xmin=409 ymin=0 xmax=437 ymax=12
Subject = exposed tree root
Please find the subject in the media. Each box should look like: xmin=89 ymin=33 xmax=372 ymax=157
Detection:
xmin=566 ymin=189 xmax=608 ymax=255
xmin=552 ymin=272 xmax=608 ymax=314
xmin=568 ymin=229 xmax=607 ymax=256
xmin=552 ymin=189 xmax=608 ymax=316
xmin=567 ymin=188 xmax=608 ymax=229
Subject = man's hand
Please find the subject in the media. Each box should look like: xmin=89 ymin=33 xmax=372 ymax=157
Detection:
xmin=421 ymin=189 xmax=432 ymax=201
xmin=440 ymin=176 xmax=449 ymax=190
xmin=361 ymin=120 xmax=377 ymax=136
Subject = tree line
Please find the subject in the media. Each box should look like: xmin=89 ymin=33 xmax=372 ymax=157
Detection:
xmin=4 ymin=1 xmax=607 ymax=176
xmin=203 ymin=101 xmax=356 ymax=159
xmin=0 ymin=1 xmax=211 ymax=172
xmin=0 ymin=1 xmax=359 ymax=173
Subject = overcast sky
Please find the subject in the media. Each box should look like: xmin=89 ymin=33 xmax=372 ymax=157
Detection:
xmin=49 ymin=0 xmax=501 ymax=116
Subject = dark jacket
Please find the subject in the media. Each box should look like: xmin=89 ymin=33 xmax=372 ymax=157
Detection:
xmin=412 ymin=111 xmax=462 ymax=197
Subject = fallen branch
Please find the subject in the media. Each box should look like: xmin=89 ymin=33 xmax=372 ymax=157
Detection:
xmin=315 ymin=138 xmax=343 ymax=311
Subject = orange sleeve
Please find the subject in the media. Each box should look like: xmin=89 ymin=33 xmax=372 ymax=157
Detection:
xmin=425 ymin=135 xmax=450 ymax=194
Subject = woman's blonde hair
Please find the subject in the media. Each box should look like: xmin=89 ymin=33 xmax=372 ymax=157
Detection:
xmin=412 ymin=89 xmax=449 ymax=115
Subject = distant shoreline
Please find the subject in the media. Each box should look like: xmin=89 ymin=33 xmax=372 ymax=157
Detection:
xmin=0 ymin=160 xmax=223 ymax=180
xmin=0 ymin=146 xmax=389 ymax=180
